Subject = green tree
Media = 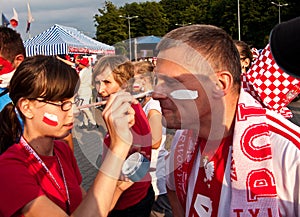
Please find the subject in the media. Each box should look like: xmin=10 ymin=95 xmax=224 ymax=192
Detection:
xmin=238 ymin=0 xmax=276 ymax=47
xmin=93 ymin=0 xmax=300 ymax=50
xmin=120 ymin=2 xmax=169 ymax=37
xmin=159 ymin=0 xmax=197 ymax=30
xmin=94 ymin=1 xmax=126 ymax=45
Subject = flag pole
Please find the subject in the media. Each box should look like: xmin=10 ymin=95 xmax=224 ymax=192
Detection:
xmin=26 ymin=2 xmax=34 ymax=39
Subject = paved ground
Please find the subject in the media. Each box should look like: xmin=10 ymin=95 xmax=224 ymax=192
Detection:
xmin=73 ymin=108 xmax=175 ymax=191
xmin=72 ymin=108 xmax=106 ymax=191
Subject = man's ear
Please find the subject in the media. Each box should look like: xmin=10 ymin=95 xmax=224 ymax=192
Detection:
xmin=215 ymin=71 xmax=234 ymax=95
xmin=18 ymin=98 xmax=33 ymax=119
xmin=12 ymin=54 xmax=25 ymax=69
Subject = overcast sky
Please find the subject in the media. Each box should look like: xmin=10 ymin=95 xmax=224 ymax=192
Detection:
xmin=1 ymin=0 xmax=158 ymax=41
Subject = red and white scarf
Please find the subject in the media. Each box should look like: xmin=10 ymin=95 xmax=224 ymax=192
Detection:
xmin=173 ymin=89 xmax=281 ymax=216
xmin=230 ymin=87 xmax=280 ymax=217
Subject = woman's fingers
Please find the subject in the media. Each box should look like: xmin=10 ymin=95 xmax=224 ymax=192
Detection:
xmin=102 ymin=92 xmax=137 ymax=147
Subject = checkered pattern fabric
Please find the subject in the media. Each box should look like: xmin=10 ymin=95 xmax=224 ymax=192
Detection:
xmin=251 ymin=47 xmax=260 ymax=62
xmin=242 ymin=44 xmax=300 ymax=118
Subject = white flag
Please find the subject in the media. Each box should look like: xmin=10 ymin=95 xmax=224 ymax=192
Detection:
xmin=26 ymin=3 xmax=34 ymax=33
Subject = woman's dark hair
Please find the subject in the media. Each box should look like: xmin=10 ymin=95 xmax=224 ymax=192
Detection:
xmin=234 ymin=40 xmax=253 ymax=60
xmin=0 ymin=55 xmax=79 ymax=153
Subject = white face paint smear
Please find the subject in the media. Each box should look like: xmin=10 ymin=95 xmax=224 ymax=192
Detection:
xmin=42 ymin=112 xmax=59 ymax=126
xmin=170 ymin=89 xmax=198 ymax=100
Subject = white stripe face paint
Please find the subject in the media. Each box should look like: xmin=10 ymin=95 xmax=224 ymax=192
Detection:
xmin=170 ymin=89 xmax=198 ymax=100
xmin=42 ymin=112 xmax=59 ymax=126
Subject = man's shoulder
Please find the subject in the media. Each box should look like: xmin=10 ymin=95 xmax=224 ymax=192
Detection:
xmin=267 ymin=110 xmax=300 ymax=150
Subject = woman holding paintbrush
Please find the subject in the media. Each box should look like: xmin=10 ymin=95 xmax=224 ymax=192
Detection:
xmin=92 ymin=55 xmax=154 ymax=217
xmin=0 ymin=55 xmax=138 ymax=217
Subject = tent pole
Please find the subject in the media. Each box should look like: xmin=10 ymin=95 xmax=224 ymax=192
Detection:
xmin=134 ymin=38 xmax=137 ymax=61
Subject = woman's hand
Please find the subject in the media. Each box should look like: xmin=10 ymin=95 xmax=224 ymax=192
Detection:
xmin=102 ymin=92 xmax=137 ymax=150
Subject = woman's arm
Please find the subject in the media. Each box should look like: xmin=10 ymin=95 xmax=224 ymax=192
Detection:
xmin=167 ymin=188 xmax=184 ymax=217
xmin=147 ymin=109 xmax=163 ymax=149
xmin=74 ymin=92 xmax=136 ymax=217
xmin=22 ymin=93 xmax=137 ymax=217
xmin=109 ymin=180 xmax=134 ymax=211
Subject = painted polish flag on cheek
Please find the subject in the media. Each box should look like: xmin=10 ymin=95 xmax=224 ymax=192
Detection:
xmin=43 ymin=113 xmax=59 ymax=126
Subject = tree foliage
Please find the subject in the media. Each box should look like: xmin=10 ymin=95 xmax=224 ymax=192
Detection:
xmin=94 ymin=0 xmax=300 ymax=49
xmin=94 ymin=1 xmax=126 ymax=45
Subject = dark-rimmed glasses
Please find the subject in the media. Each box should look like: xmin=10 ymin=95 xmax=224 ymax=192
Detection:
xmin=30 ymin=98 xmax=83 ymax=111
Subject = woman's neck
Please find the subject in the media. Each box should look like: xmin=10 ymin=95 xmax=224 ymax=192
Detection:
xmin=22 ymin=131 xmax=54 ymax=156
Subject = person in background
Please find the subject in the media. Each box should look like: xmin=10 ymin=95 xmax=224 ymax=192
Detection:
xmin=57 ymin=54 xmax=82 ymax=73
xmin=74 ymin=54 xmax=83 ymax=73
xmin=132 ymin=61 xmax=172 ymax=217
xmin=286 ymin=95 xmax=300 ymax=126
xmin=93 ymin=55 xmax=154 ymax=217
xmin=0 ymin=26 xmax=25 ymax=111
xmin=233 ymin=39 xmax=253 ymax=73
xmin=152 ymin=24 xmax=300 ymax=216
xmin=0 ymin=55 xmax=138 ymax=217
xmin=77 ymin=57 xmax=97 ymax=130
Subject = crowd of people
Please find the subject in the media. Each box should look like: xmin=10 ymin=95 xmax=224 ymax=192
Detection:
xmin=0 ymin=15 xmax=299 ymax=217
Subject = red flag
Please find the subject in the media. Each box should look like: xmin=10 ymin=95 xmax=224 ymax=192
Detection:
xmin=10 ymin=8 xmax=18 ymax=28
xmin=26 ymin=3 xmax=34 ymax=33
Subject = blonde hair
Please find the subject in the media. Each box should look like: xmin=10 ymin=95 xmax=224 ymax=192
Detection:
xmin=133 ymin=61 xmax=154 ymax=75
xmin=93 ymin=55 xmax=134 ymax=86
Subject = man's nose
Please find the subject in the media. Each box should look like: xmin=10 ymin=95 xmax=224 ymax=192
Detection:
xmin=152 ymin=89 xmax=168 ymax=100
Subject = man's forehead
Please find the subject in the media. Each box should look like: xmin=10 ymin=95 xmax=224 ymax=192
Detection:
xmin=157 ymin=47 xmax=184 ymax=62
xmin=156 ymin=46 xmax=214 ymax=78
xmin=155 ymin=57 xmax=190 ymax=77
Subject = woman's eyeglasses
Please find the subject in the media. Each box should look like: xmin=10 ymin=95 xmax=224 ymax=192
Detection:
xmin=30 ymin=98 xmax=83 ymax=111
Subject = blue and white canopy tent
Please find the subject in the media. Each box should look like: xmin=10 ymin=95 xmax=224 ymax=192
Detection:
xmin=23 ymin=24 xmax=115 ymax=56
xmin=135 ymin=35 xmax=161 ymax=45
xmin=133 ymin=35 xmax=161 ymax=59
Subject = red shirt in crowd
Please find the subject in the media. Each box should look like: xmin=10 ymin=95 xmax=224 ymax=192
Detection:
xmin=0 ymin=140 xmax=83 ymax=217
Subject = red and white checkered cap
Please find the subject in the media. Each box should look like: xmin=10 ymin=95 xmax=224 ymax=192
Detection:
xmin=242 ymin=44 xmax=300 ymax=118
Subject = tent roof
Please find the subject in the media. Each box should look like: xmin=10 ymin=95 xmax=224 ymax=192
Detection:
xmin=24 ymin=24 xmax=115 ymax=56
xmin=136 ymin=35 xmax=161 ymax=44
